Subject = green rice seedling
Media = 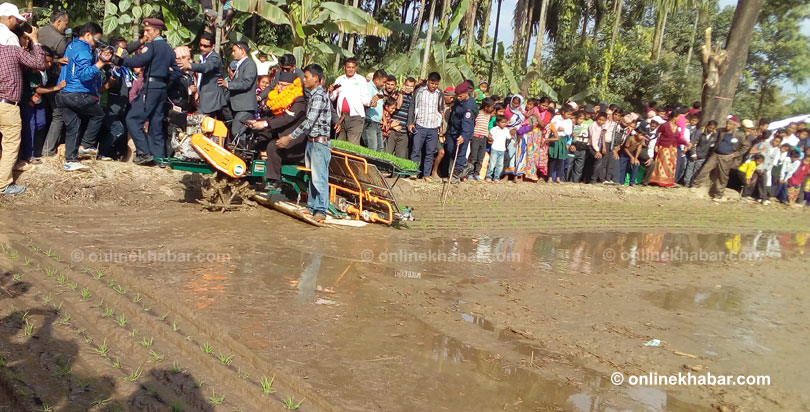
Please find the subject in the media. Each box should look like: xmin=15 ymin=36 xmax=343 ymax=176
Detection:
xmin=12 ymin=273 xmax=21 ymax=281
xmin=94 ymin=270 xmax=104 ymax=280
xmin=41 ymin=294 xmax=51 ymax=305
xmin=201 ymin=343 xmax=213 ymax=354
xmin=23 ymin=257 xmax=31 ymax=265
xmin=284 ymin=397 xmax=304 ymax=409
xmin=129 ymin=328 xmax=138 ymax=337
xmin=116 ymin=314 xmax=127 ymax=327
xmin=0 ymin=355 xmax=6 ymax=367
xmin=54 ymin=301 xmax=63 ymax=312
xmin=171 ymin=400 xmax=183 ymax=412
xmin=23 ymin=319 xmax=33 ymax=336
xmin=111 ymin=357 xmax=121 ymax=368
xmin=39 ymin=401 xmax=53 ymax=412
xmin=103 ymin=307 xmax=114 ymax=318
xmin=44 ymin=248 xmax=54 ymax=257
xmin=149 ymin=350 xmax=164 ymax=362
xmin=260 ymin=376 xmax=275 ymax=394
xmin=68 ymin=282 xmax=77 ymax=291
xmin=9 ymin=250 xmax=18 ymax=259
xmin=171 ymin=360 xmax=180 ymax=373
xmin=107 ymin=280 xmax=116 ymax=287
xmin=217 ymin=353 xmax=233 ymax=366
xmin=84 ymin=336 xmax=92 ymax=344
xmin=90 ymin=399 xmax=111 ymax=406
xmin=160 ymin=312 xmax=169 ymax=321
xmin=80 ymin=288 xmax=91 ymax=300
xmin=53 ymin=254 xmax=61 ymax=262
xmin=52 ymin=363 xmax=72 ymax=377
xmin=45 ymin=267 xmax=57 ymax=277
xmin=113 ymin=284 xmax=127 ymax=295
xmin=55 ymin=312 xmax=71 ymax=326
xmin=55 ymin=272 xmax=67 ymax=284
xmin=141 ymin=337 xmax=153 ymax=348
xmin=172 ymin=321 xmax=179 ymax=332
xmin=194 ymin=379 xmax=204 ymax=388
xmin=123 ymin=365 xmax=142 ymax=382
xmin=71 ymin=377 xmax=90 ymax=392
xmin=208 ymin=390 xmax=224 ymax=405
xmin=94 ymin=339 xmax=109 ymax=356
xmin=132 ymin=293 xmax=142 ymax=303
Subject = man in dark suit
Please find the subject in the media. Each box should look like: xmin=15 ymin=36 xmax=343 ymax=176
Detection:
xmin=121 ymin=18 xmax=182 ymax=165
xmin=223 ymin=41 xmax=257 ymax=138
xmin=181 ymin=32 xmax=226 ymax=118
xmin=246 ymin=71 xmax=307 ymax=191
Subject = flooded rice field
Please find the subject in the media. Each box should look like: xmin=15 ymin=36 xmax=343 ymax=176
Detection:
xmin=1 ymin=205 xmax=809 ymax=411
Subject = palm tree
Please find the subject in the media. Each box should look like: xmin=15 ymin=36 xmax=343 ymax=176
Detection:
xmin=530 ymin=0 xmax=550 ymax=69
xmin=421 ymin=0 xmax=438 ymax=78
xmin=463 ymin=0 xmax=479 ymax=56
xmin=409 ymin=0 xmax=427 ymax=53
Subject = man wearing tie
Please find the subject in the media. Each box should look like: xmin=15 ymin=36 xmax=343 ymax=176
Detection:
xmin=221 ymin=41 xmax=256 ymax=137
xmin=181 ymin=32 xmax=226 ymax=119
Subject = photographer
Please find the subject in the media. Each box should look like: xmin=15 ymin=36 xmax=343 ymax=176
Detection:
xmin=98 ymin=36 xmax=131 ymax=161
xmin=55 ymin=22 xmax=111 ymax=172
xmin=0 ymin=3 xmax=26 ymax=46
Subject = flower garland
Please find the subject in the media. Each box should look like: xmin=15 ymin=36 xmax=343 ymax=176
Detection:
xmin=265 ymin=77 xmax=304 ymax=116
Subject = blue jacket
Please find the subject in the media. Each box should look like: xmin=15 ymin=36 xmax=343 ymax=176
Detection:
xmin=58 ymin=39 xmax=102 ymax=96
xmin=122 ymin=37 xmax=181 ymax=86
xmin=447 ymin=97 xmax=475 ymax=138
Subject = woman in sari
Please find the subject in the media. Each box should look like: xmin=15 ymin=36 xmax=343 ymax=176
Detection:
xmin=649 ymin=108 xmax=690 ymax=187
xmin=532 ymin=97 xmax=553 ymax=180
xmin=514 ymin=98 xmax=540 ymax=181
xmin=503 ymin=95 xmax=526 ymax=176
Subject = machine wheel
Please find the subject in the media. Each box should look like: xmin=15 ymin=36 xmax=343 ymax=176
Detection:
xmin=198 ymin=172 xmax=256 ymax=212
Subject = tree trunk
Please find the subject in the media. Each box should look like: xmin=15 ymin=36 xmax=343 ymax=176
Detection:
xmin=652 ymin=10 xmax=662 ymax=57
xmin=685 ymin=5 xmax=699 ymax=73
xmin=700 ymin=0 xmax=763 ymax=128
xmin=348 ymin=0 xmax=360 ymax=54
xmin=441 ymin=0 xmax=449 ymax=21
xmin=522 ymin=0 xmax=534 ymax=67
xmin=335 ymin=0 xmax=349 ymax=72
xmin=580 ymin=0 xmax=590 ymax=44
xmin=421 ymin=0 xmax=438 ymax=79
xmin=132 ymin=0 xmax=141 ymax=38
xmin=609 ymin=0 xmax=622 ymax=53
xmin=464 ymin=0 xmax=478 ymax=56
xmin=479 ymin=0 xmax=491 ymax=48
xmin=409 ymin=0 xmax=427 ymax=53
xmin=654 ymin=9 xmax=668 ymax=62
xmin=532 ymin=0 xmax=549 ymax=69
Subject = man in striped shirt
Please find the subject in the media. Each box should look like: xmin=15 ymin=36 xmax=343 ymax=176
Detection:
xmin=0 ymin=26 xmax=45 ymax=195
xmin=407 ymin=72 xmax=443 ymax=181
xmin=385 ymin=76 xmax=415 ymax=159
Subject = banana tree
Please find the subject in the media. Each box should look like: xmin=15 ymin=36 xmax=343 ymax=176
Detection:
xmin=231 ymin=0 xmax=391 ymax=67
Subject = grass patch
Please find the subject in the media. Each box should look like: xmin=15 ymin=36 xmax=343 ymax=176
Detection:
xmin=115 ymin=314 xmax=127 ymax=327
xmin=132 ymin=293 xmax=142 ymax=303
xmin=80 ymin=288 xmax=91 ymax=300
xmin=208 ymin=390 xmax=224 ymax=405
xmin=217 ymin=353 xmax=233 ymax=366
xmin=201 ymin=343 xmax=213 ymax=354
xmin=261 ymin=375 xmax=275 ymax=394
xmin=94 ymin=339 xmax=110 ymax=357
xmin=129 ymin=328 xmax=138 ymax=337
xmin=141 ymin=337 xmax=154 ymax=348
xmin=103 ymin=307 xmax=114 ymax=318
xmin=12 ymin=273 xmax=21 ymax=281
xmin=123 ymin=365 xmax=142 ymax=382
xmin=149 ymin=350 xmax=164 ymax=362
xmin=284 ymin=396 xmax=304 ymax=409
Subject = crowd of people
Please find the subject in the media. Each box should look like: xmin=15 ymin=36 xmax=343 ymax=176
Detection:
xmin=2 ymin=3 xmax=810 ymax=211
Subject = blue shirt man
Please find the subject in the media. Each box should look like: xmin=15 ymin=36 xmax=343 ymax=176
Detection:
xmin=58 ymin=38 xmax=102 ymax=96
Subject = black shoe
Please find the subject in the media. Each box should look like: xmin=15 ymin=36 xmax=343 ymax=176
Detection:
xmin=133 ymin=154 xmax=155 ymax=166
xmin=158 ymin=163 xmax=168 ymax=169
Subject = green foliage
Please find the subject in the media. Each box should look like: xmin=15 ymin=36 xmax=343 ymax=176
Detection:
xmin=331 ymin=140 xmax=418 ymax=171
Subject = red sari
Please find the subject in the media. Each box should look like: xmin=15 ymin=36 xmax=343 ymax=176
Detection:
xmin=649 ymin=122 xmax=682 ymax=187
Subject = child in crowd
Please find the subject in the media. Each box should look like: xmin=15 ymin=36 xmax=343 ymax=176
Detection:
xmin=567 ymin=110 xmax=591 ymax=182
xmin=775 ymin=150 xmax=801 ymax=203
xmin=588 ymin=112 xmax=610 ymax=183
xmin=738 ymin=154 xmax=765 ymax=202
xmin=486 ymin=115 xmax=510 ymax=182
xmin=757 ymin=135 xmax=783 ymax=202
xmin=381 ymin=97 xmax=401 ymax=142
xmin=20 ymin=47 xmax=63 ymax=166
xmin=548 ymin=106 xmax=574 ymax=183
xmin=786 ymin=155 xmax=810 ymax=204
xmin=469 ymin=98 xmax=495 ymax=180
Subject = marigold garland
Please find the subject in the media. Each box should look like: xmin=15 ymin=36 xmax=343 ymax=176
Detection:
xmin=265 ymin=77 xmax=304 ymax=116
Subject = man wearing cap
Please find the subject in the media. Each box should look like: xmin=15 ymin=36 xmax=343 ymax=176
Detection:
xmin=691 ymin=116 xmax=750 ymax=201
xmin=445 ymin=81 xmax=475 ymax=184
xmin=221 ymin=41 xmax=257 ymax=138
xmin=122 ymin=18 xmax=182 ymax=166
xmin=407 ymin=72 xmax=443 ymax=181
xmin=0 ymin=2 xmax=25 ymax=46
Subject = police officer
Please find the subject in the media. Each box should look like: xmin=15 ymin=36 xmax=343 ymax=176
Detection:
xmin=445 ymin=81 xmax=475 ymax=184
xmin=122 ymin=18 xmax=181 ymax=166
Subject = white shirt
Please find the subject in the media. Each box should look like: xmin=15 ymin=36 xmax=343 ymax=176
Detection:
xmin=331 ymin=73 xmax=370 ymax=118
xmin=490 ymin=126 xmax=511 ymax=151
xmin=647 ymin=125 xmax=660 ymax=159
xmin=251 ymin=50 xmax=277 ymax=76
xmin=234 ymin=56 xmax=248 ymax=71
xmin=551 ymin=115 xmax=573 ymax=136
xmin=783 ymin=134 xmax=800 ymax=147
xmin=0 ymin=22 xmax=19 ymax=46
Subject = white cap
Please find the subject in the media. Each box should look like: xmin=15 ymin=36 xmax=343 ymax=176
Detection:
xmin=0 ymin=3 xmax=26 ymax=20
xmin=651 ymin=116 xmax=666 ymax=124
xmin=566 ymin=101 xmax=579 ymax=110
xmin=741 ymin=119 xmax=755 ymax=129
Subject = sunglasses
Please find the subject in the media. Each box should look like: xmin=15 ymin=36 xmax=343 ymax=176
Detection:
xmin=199 ymin=43 xmax=212 ymax=48
xmin=281 ymin=66 xmax=294 ymax=72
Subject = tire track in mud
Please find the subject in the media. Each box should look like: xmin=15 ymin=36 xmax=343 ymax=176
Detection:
xmin=0 ymin=238 xmax=335 ymax=412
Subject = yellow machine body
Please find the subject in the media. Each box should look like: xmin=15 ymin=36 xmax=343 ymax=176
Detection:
xmin=190 ymin=132 xmax=247 ymax=178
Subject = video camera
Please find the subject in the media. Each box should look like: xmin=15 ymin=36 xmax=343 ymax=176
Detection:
xmin=12 ymin=21 xmax=33 ymax=37
xmin=95 ymin=39 xmax=128 ymax=66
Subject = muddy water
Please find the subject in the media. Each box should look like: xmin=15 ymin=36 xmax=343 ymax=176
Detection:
xmin=11 ymin=208 xmax=810 ymax=411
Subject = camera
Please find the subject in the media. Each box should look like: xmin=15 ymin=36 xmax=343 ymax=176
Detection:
xmin=12 ymin=22 xmax=33 ymax=37
xmin=95 ymin=39 xmax=128 ymax=66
